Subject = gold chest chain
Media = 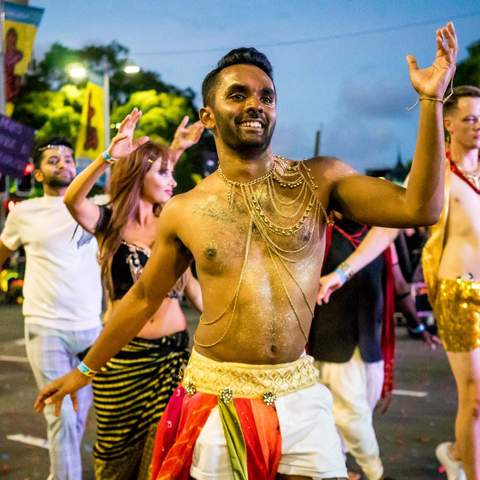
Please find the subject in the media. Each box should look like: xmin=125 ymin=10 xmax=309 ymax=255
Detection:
xmin=195 ymin=156 xmax=328 ymax=348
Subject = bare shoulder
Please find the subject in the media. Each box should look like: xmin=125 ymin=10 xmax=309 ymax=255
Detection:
xmin=159 ymin=192 xmax=190 ymax=225
xmin=160 ymin=174 xmax=222 ymax=225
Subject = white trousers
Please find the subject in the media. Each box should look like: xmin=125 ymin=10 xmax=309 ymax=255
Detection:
xmin=315 ymin=348 xmax=384 ymax=480
xmin=190 ymin=383 xmax=347 ymax=479
xmin=25 ymin=322 xmax=100 ymax=480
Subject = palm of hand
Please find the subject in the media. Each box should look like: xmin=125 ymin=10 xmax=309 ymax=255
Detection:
xmin=410 ymin=54 xmax=452 ymax=98
xmin=108 ymin=108 xmax=147 ymax=159
xmin=172 ymin=119 xmax=204 ymax=150
xmin=177 ymin=130 xmax=197 ymax=149
xmin=110 ymin=131 xmax=135 ymax=158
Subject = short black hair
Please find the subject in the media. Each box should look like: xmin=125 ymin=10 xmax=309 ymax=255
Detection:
xmin=444 ymin=85 xmax=480 ymax=115
xmin=33 ymin=137 xmax=75 ymax=169
xmin=201 ymin=47 xmax=274 ymax=107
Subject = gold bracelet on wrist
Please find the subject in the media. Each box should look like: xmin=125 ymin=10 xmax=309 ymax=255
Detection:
xmin=418 ymin=96 xmax=444 ymax=103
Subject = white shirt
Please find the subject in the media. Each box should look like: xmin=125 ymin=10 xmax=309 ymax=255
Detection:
xmin=1 ymin=195 xmax=102 ymax=330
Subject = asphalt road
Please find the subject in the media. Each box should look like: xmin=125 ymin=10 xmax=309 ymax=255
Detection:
xmin=0 ymin=304 xmax=456 ymax=479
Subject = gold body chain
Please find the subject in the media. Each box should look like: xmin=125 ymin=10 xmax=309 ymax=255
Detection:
xmin=195 ymin=156 xmax=328 ymax=348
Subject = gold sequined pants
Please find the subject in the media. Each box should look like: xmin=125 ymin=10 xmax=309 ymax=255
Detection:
xmin=434 ymin=279 xmax=480 ymax=352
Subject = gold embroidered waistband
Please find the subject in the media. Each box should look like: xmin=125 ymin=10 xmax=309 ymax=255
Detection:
xmin=182 ymin=349 xmax=318 ymax=399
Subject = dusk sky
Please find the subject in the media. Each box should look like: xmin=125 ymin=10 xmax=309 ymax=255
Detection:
xmin=33 ymin=0 xmax=479 ymax=172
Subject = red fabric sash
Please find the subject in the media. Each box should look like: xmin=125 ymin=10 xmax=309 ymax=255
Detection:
xmin=380 ymin=246 xmax=395 ymax=398
xmin=151 ymin=387 xmax=217 ymax=480
xmin=235 ymin=398 xmax=282 ymax=479
xmin=332 ymin=222 xmax=369 ymax=248
xmin=151 ymin=387 xmax=282 ymax=479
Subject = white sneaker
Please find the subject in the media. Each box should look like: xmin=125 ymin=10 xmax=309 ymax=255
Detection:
xmin=435 ymin=442 xmax=466 ymax=480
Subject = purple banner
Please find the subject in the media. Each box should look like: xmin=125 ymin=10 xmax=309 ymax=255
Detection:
xmin=0 ymin=114 xmax=35 ymax=178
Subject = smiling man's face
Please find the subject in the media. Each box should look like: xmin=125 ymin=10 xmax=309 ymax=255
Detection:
xmin=205 ymin=64 xmax=277 ymax=154
xmin=35 ymin=146 xmax=76 ymax=189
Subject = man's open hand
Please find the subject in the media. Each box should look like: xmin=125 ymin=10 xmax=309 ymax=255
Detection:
xmin=406 ymin=22 xmax=458 ymax=99
xmin=34 ymin=369 xmax=90 ymax=417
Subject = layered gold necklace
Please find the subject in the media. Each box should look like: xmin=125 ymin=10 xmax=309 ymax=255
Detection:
xmin=195 ymin=156 xmax=328 ymax=348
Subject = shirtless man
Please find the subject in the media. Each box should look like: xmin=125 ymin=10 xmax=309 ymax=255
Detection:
xmin=317 ymin=85 xmax=480 ymax=480
xmin=35 ymin=23 xmax=457 ymax=479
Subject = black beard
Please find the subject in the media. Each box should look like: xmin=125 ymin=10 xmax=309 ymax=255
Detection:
xmin=221 ymin=122 xmax=275 ymax=155
xmin=233 ymin=139 xmax=270 ymax=155
xmin=45 ymin=177 xmax=72 ymax=188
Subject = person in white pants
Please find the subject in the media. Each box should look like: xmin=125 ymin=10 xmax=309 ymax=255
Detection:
xmin=0 ymin=137 xmax=102 ymax=480
xmin=310 ymin=216 xmax=388 ymax=480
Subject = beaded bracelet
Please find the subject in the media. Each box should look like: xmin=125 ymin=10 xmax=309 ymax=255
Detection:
xmin=334 ymin=261 xmax=354 ymax=285
xmin=334 ymin=267 xmax=348 ymax=284
xmin=102 ymin=150 xmax=116 ymax=165
xmin=77 ymin=360 xmax=98 ymax=378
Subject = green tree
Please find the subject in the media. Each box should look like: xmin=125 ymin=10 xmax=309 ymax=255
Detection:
xmin=111 ymin=89 xmax=212 ymax=192
xmin=454 ymin=39 xmax=480 ymax=87
xmin=111 ymin=90 xmax=196 ymax=143
xmin=13 ymin=84 xmax=83 ymax=142
xmin=13 ymin=41 xmax=197 ymax=132
xmin=11 ymin=41 xmax=212 ymax=192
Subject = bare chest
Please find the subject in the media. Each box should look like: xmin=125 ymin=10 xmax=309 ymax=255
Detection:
xmin=121 ymin=220 xmax=158 ymax=249
xmin=448 ymin=176 xmax=480 ymax=237
xmin=181 ymin=188 xmax=325 ymax=277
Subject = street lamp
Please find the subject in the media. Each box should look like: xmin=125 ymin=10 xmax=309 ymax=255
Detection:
xmin=124 ymin=64 xmax=140 ymax=74
xmin=66 ymin=63 xmax=87 ymax=80
xmin=66 ymin=62 xmax=140 ymax=149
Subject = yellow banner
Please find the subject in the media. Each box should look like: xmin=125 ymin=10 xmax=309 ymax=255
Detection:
xmin=4 ymin=2 xmax=44 ymax=114
xmin=75 ymin=81 xmax=105 ymax=160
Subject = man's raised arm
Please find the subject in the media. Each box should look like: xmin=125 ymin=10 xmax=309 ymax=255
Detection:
xmin=314 ymin=22 xmax=457 ymax=228
xmin=34 ymin=197 xmax=191 ymax=415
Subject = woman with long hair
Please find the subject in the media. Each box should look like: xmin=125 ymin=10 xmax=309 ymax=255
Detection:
xmin=64 ymin=108 xmax=204 ymax=478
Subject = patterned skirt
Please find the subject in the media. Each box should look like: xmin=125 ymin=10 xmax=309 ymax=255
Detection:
xmin=92 ymin=331 xmax=189 ymax=478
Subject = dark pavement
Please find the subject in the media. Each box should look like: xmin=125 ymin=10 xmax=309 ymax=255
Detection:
xmin=0 ymin=304 xmax=455 ymax=479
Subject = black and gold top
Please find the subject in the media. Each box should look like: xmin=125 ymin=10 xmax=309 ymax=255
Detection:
xmin=96 ymin=205 xmax=185 ymax=301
